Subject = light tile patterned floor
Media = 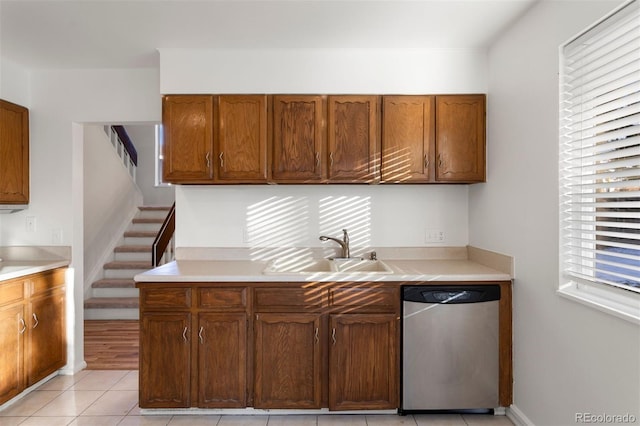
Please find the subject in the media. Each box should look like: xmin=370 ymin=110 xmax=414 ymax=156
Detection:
xmin=0 ymin=371 xmax=514 ymax=426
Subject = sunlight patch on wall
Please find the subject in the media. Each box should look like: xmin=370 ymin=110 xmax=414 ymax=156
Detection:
xmin=246 ymin=196 xmax=312 ymax=261
xmin=319 ymin=196 xmax=372 ymax=256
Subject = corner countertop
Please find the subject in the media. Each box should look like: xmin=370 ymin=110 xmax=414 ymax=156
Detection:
xmin=134 ymin=247 xmax=513 ymax=283
xmin=0 ymin=246 xmax=71 ymax=282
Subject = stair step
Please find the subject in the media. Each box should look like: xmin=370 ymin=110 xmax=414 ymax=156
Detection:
xmin=139 ymin=206 xmax=171 ymax=211
xmin=114 ymin=245 xmax=151 ymax=253
xmin=84 ymin=297 xmax=139 ymax=309
xmin=104 ymin=261 xmax=152 ymax=270
xmin=92 ymin=279 xmax=136 ymax=288
xmin=124 ymin=230 xmax=157 ymax=238
xmin=132 ymin=217 xmax=164 ymax=224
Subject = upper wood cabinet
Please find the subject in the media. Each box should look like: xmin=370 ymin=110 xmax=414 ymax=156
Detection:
xmin=162 ymin=95 xmax=213 ymax=183
xmin=215 ymin=95 xmax=269 ymax=182
xmin=327 ymin=96 xmax=380 ymax=183
xmin=435 ymin=95 xmax=486 ymax=183
xmin=0 ymin=99 xmax=29 ymax=204
xmin=161 ymin=93 xmax=485 ymax=184
xmin=272 ymin=95 xmax=326 ymax=182
xmin=381 ymin=96 xmax=435 ymax=183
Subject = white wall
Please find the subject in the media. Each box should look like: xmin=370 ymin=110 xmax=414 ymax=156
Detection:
xmin=83 ymin=124 xmax=143 ymax=291
xmin=0 ymin=56 xmax=29 ymax=107
xmin=123 ymin=124 xmax=175 ymax=207
xmin=162 ymin=48 xmax=486 ymax=250
xmin=0 ymin=67 xmax=161 ymax=372
xmin=159 ymin=48 xmax=487 ymax=94
xmin=176 ymin=185 xmax=468 ymax=253
xmin=469 ymin=1 xmax=639 ymax=425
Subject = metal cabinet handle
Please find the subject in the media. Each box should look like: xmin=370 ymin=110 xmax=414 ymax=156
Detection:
xmin=199 ymin=326 xmax=204 ymax=344
xmin=206 ymin=152 xmax=211 ymax=168
xmin=424 ymin=154 xmax=429 ymax=169
xmin=314 ymin=327 xmax=319 ymax=344
xmin=315 ymin=152 xmax=320 ymax=169
xmin=219 ymin=152 xmax=224 ymax=168
xmin=438 ymin=154 xmax=443 ymax=168
xmin=182 ymin=326 xmax=188 ymax=342
xmin=19 ymin=318 xmax=26 ymax=334
xmin=32 ymin=313 xmax=39 ymax=329
xmin=331 ymin=328 xmax=336 ymax=345
xmin=329 ymin=152 xmax=334 ymax=167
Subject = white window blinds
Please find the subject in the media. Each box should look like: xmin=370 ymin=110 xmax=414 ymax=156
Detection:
xmin=560 ymin=0 xmax=640 ymax=294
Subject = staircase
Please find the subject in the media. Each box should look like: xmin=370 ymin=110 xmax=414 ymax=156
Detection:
xmin=84 ymin=206 xmax=171 ymax=320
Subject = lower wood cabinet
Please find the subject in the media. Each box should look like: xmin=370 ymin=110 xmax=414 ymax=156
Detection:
xmin=254 ymin=313 xmax=322 ymax=408
xmin=138 ymin=286 xmax=248 ymax=409
xmin=0 ymin=268 xmax=67 ymax=405
xmin=198 ymin=313 xmax=247 ymax=408
xmin=329 ymin=314 xmax=399 ymax=410
xmin=140 ymin=313 xmax=191 ymax=408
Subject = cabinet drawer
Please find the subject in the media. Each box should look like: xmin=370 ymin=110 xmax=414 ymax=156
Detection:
xmin=254 ymin=287 xmax=327 ymax=311
xmin=30 ymin=268 xmax=66 ymax=295
xmin=199 ymin=287 xmax=247 ymax=311
xmin=140 ymin=288 xmax=191 ymax=309
xmin=0 ymin=279 xmax=25 ymax=306
xmin=329 ymin=286 xmax=399 ymax=312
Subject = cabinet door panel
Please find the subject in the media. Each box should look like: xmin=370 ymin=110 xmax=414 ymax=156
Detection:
xmin=254 ymin=313 xmax=322 ymax=408
xmin=198 ymin=313 xmax=247 ymax=408
xmin=382 ymin=96 xmax=434 ymax=182
xmin=328 ymin=96 xmax=380 ymax=182
xmin=140 ymin=313 xmax=191 ymax=408
xmin=162 ymin=95 xmax=213 ymax=183
xmin=0 ymin=304 xmax=24 ymax=404
xmin=216 ymin=95 xmax=268 ymax=181
xmin=0 ymin=99 xmax=29 ymax=204
xmin=329 ymin=314 xmax=398 ymax=410
xmin=435 ymin=95 xmax=486 ymax=182
xmin=272 ymin=95 xmax=325 ymax=181
xmin=27 ymin=291 xmax=66 ymax=385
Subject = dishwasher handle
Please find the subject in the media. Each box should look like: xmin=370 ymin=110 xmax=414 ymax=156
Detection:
xmin=403 ymin=285 xmax=500 ymax=304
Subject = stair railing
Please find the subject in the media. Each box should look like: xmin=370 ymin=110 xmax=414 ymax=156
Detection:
xmin=103 ymin=125 xmax=138 ymax=182
xmin=152 ymin=203 xmax=176 ymax=267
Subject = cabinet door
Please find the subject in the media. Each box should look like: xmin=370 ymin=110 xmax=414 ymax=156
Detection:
xmin=329 ymin=314 xmax=398 ymax=410
xmin=162 ymin=95 xmax=214 ymax=183
xmin=254 ymin=313 xmax=322 ymax=408
xmin=26 ymin=290 xmax=66 ymax=385
xmin=0 ymin=99 xmax=29 ymax=204
xmin=327 ymin=96 xmax=380 ymax=182
xmin=0 ymin=304 xmax=25 ymax=404
xmin=382 ymin=96 xmax=434 ymax=183
xmin=435 ymin=95 xmax=486 ymax=182
xmin=215 ymin=95 xmax=268 ymax=182
xmin=140 ymin=313 xmax=191 ymax=408
xmin=198 ymin=313 xmax=247 ymax=408
xmin=272 ymin=95 xmax=326 ymax=182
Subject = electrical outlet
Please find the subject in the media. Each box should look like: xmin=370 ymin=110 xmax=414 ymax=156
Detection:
xmin=52 ymin=229 xmax=63 ymax=245
xmin=26 ymin=216 xmax=36 ymax=232
xmin=425 ymin=229 xmax=445 ymax=243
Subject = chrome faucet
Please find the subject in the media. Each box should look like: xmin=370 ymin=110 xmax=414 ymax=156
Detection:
xmin=319 ymin=229 xmax=350 ymax=259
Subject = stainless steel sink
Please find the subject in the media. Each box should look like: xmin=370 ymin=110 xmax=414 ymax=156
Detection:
xmin=262 ymin=258 xmax=393 ymax=275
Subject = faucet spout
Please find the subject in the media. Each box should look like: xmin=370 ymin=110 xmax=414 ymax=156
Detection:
xmin=319 ymin=229 xmax=351 ymax=258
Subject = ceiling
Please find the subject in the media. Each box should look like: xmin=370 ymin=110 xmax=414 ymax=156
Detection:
xmin=0 ymin=0 xmax=537 ymax=70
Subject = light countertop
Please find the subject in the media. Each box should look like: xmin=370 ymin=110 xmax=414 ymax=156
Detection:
xmin=135 ymin=251 xmax=512 ymax=284
xmin=0 ymin=246 xmax=71 ymax=282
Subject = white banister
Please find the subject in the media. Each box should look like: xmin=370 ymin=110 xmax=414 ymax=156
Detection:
xmin=103 ymin=125 xmax=137 ymax=183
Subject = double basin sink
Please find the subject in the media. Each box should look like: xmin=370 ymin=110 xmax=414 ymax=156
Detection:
xmin=263 ymin=258 xmax=393 ymax=275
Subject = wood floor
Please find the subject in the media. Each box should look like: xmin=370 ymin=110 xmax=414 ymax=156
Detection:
xmin=84 ymin=320 xmax=139 ymax=370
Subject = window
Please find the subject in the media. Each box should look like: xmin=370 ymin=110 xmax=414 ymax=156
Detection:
xmin=559 ymin=0 xmax=640 ymax=322
xmin=155 ymin=124 xmax=170 ymax=187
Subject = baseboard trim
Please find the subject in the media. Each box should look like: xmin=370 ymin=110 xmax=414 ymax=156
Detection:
xmin=508 ymin=404 xmax=535 ymax=426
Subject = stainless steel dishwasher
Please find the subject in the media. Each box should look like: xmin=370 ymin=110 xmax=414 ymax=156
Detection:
xmin=400 ymin=285 xmax=500 ymax=413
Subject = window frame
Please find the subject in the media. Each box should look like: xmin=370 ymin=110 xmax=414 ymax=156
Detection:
xmin=558 ymin=0 xmax=640 ymax=324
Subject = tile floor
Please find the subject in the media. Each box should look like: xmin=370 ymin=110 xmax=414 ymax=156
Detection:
xmin=0 ymin=370 xmax=514 ymax=426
